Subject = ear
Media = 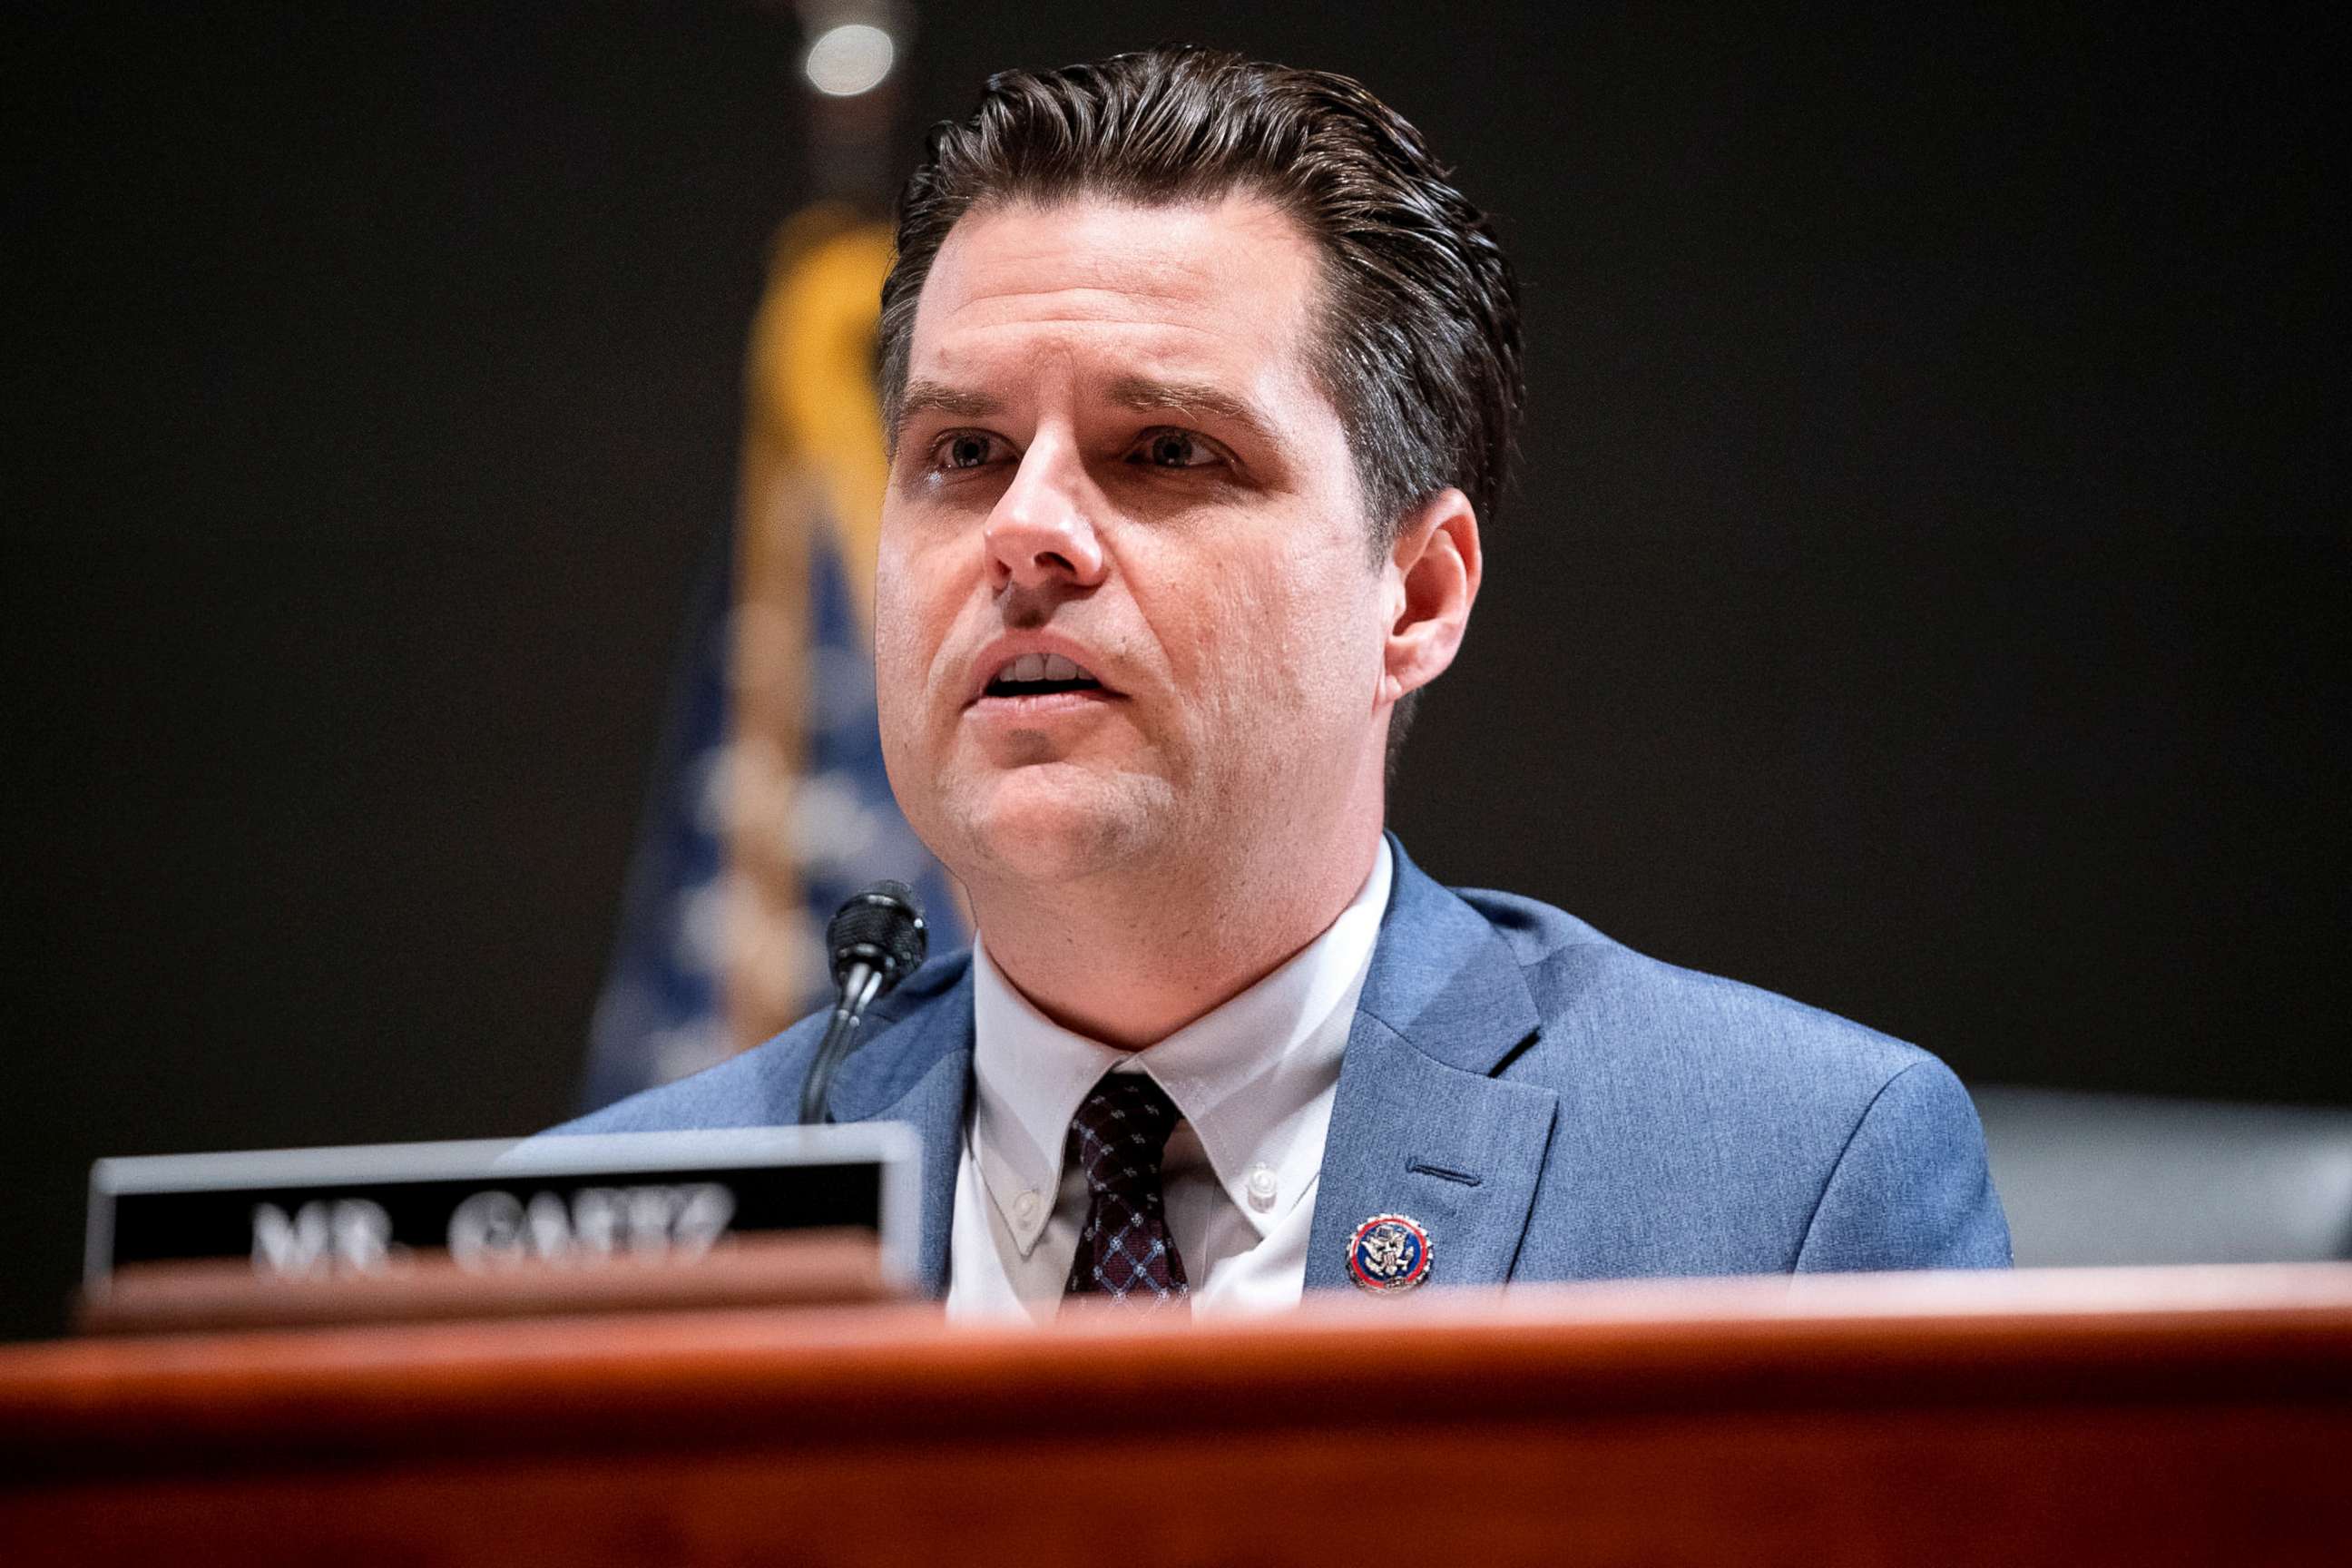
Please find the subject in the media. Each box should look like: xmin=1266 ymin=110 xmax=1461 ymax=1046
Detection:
xmin=1380 ymin=487 xmax=1482 ymax=705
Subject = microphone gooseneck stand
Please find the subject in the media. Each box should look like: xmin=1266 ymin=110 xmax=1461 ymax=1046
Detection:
xmin=799 ymin=880 xmax=928 ymax=1124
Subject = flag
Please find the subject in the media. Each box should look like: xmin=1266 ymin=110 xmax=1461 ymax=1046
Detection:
xmin=583 ymin=205 xmax=965 ymax=1111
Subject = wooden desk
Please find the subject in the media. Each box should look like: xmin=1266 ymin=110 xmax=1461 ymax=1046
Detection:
xmin=6 ymin=1266 xmax=2349 ymax=1564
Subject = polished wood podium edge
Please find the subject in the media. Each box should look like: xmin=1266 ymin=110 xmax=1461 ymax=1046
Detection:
xmin=5 ymin=1263 xmax=2349 ymax=1484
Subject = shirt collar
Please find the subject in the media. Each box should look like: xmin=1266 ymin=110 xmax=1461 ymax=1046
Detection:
xmin=968 ymin=839 xmax=1392 ymax=1255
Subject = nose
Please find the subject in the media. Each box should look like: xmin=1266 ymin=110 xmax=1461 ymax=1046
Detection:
xmin=984 ymin=439 xmax=1106 ymax=593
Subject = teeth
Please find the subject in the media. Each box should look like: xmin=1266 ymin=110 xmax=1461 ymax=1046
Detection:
xmin=990 ymin=651 xmax=1096 ymax=686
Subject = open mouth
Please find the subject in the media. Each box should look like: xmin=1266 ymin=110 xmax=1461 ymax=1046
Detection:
xmin=982 ymin=651 xmax=1106 ymax=701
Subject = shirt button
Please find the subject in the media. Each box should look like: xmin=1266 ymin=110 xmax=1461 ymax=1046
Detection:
xmin=1245 ymin=1163 xmax=1279 ymax=1210
xmin=1014 ymin=1191 xmax=1040 ymax=1225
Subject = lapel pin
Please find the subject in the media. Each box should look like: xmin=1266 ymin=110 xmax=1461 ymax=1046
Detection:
xmin=1345 ymin=1212 xmax=1432 ymax=1293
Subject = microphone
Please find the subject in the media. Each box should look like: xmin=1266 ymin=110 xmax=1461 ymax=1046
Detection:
xmin=799 ymin=880 xmax=928 ymax=1124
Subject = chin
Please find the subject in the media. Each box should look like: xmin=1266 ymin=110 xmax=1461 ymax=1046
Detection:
xmin=946 ymin=763 xmax=1173 ymax=887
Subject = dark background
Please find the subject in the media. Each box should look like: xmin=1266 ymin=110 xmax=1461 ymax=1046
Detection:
xmin=7 ymin=4 xmax=2343 ymax=1339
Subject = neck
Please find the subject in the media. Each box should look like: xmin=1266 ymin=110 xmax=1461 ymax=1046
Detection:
xmin=969 ymin=827 xmax=1385 ymax=1051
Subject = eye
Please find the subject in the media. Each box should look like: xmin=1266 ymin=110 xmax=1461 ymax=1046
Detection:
xmin=1130 ymin=428 xmax=1220 ymax=469
xmin=927 ymin=431 xmax=1009 ymax=473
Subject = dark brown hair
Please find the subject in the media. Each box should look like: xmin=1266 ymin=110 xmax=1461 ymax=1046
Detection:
xmin=877 ymin=46 xmax=1524 ymax=553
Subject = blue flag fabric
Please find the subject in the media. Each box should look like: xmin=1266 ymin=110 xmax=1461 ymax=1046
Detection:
xmin=581 ymin=528 xmax=734 ymax=1112
xmin=581 ymin=514 xmax=965 ymax=1113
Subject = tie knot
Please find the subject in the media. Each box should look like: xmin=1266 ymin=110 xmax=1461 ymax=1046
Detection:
xmin=1069 ymin=1072 xmax=1182 ymax=1197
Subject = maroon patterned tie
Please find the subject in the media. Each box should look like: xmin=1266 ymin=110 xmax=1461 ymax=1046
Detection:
xmin=1064 ymin=1072 xmax=1191 ymax=1306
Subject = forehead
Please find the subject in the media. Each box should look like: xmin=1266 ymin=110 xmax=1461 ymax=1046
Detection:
xmin=905 ymin=192 xmax=1327 ymax=400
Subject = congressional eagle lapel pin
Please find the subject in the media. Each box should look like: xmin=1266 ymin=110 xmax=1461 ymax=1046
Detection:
xmin=1345 ymin=1212 xmax=1432 ymax=1293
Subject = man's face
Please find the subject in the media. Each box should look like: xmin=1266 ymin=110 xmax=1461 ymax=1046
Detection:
xmin=875 ymin=192 xmax=1395 ymax=898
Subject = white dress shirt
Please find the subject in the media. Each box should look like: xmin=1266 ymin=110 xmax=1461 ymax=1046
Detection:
xmin=946 ymin=838 xmax=1393 ymax=1323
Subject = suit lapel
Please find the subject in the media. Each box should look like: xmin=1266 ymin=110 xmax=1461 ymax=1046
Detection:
xmin=824 ymin=959 xmax=975 ymax=1297
xmin=1303 ymin=838 xmax=1559 ymax=1291
xmin=815 ymin=838 xmax=1556 ymax=1300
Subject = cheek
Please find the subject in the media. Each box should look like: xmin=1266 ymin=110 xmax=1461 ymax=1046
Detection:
xmin=1161 ymin=549 xmax=1382 ymax=732
xmin=1282 ymin=576 xmax=1387 ymax=713
xmin=1147 ymin=551 xmax=1276 ymax=708
xmin=870 ymin=577 xmax=919 ymax=688
xmin=872 ymin=531 xmax=956 ymax=686
xmin=870 ymin=548 xmax=949 ymax=827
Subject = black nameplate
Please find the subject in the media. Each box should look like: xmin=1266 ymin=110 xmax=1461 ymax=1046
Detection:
xmin=85 ymin=1125 xmax=919 ymax=1292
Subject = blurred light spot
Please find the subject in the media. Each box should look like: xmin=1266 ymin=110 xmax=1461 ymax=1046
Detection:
xmin=791 ymin=770 xmax=882 ymax=867
xmin=805 ymin=24 xmax=896 ymax=97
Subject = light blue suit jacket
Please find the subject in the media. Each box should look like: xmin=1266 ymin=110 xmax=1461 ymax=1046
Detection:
xmin=557 ymin=836 xmax=2011 ymax=1293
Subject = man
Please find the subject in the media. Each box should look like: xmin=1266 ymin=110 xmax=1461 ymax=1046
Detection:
xmin=561 ymin=47 xmax=2010 ymax=1317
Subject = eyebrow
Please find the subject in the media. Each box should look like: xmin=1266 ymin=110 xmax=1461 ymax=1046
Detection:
xmin=1102 ymin=375 xmax=1289 ymax=460
xmin=890 ymin=379 xmax=1000 ymax=449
